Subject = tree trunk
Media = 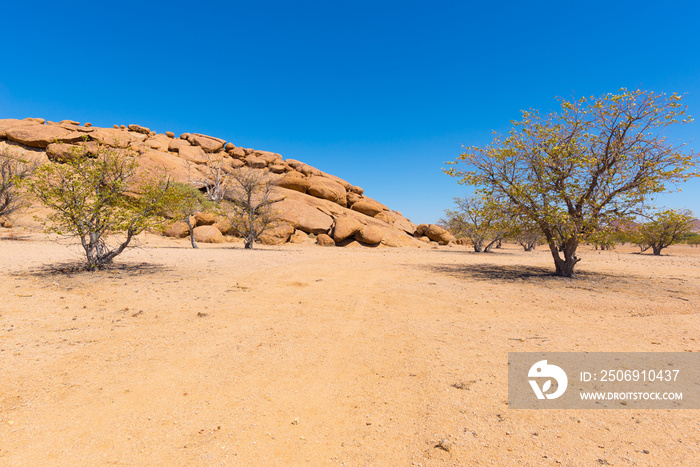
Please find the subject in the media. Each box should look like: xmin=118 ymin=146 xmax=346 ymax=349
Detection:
xmin=484 ymin=239 xmax=499 ymax=252
xmin=186 ymin=217 xmax=198 ymax=249
xmin=547 ymin=237 xmax=580 ymax=277
xmin=244 ymin=233 xmax=254 ymax=249
xmin=652 ymin=244 xmax=662 ymax=255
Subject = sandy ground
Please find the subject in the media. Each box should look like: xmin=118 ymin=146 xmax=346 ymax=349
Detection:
xmin=0 ymin=230 xmax=698 ymax=466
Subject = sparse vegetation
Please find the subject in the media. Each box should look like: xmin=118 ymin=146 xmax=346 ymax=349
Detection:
xmin=508 ymin=217 xmax=543 ymax=252
xmin=189 ymin=153 xmax=227 ymax=202
xmin=442 ymin=196 xmax=505 ymax=252
xmin=0 ymin=145 xmax=36 ymax=221
xmin=168 ymin=182 xmax=214 ymax=248
xmin=223 ymin=167 xmax=282 ymax=249
xmin=685 ymin=232 xmax=700 ymax=247
xmin=633 ymin=209 xmax=695 ymax=255
xmin=446 ymin=89 xmax=698 ymax=276
xmin=25 ymin=144 xmax=179 ymax=270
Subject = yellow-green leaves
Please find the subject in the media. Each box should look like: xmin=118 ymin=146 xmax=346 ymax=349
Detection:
xmin=444 ymin=89 xmax=698 ymax=275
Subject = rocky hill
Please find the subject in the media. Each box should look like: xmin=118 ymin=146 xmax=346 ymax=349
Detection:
xmin=0 ymin=117 xmax=454 ymax=247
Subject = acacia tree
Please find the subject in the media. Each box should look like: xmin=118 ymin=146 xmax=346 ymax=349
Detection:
xmin=508 ymin=216 xmax=543 ymax=251
xmin=442 ymin=196 xmax=505 ymax=252
xmin=27 ymin=145 xmax=179 ymax=270
xmin=634 ymin=209 xmax=694 ymax=255
xmin=168 ymin=182 xmax=213 ymax=249
xmin=446 ymin=89 xmax=698 ymax=277
xmin=0 ymin=145 xmax=36 ymax=221
xmin=224 ymin=168 xmax=281 ymax=249
xmin=686 ymin=233 xmax=700 ymax=247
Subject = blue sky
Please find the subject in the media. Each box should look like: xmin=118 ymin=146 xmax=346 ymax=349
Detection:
xmin=1 ymin=1 xmax=699 ymax=223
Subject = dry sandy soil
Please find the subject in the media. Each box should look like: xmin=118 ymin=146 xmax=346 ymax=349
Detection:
xmin=0 ymin=230 xmax=698 ymax=466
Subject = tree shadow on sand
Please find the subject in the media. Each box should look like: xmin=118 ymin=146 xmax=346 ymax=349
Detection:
xmin=19 ymin=261 xmax=170 ymax=278
xmin=425 ymin=263 xmax=625 ymax=285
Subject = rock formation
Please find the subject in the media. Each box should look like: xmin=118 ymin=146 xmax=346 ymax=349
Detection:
xmin=0 ymin=117 xmax=445 ymax=247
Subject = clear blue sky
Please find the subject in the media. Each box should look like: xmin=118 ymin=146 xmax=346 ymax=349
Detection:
xmin=1 ymin=1 xmax=699 ymax=223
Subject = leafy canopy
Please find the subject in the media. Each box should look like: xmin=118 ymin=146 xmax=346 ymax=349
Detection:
xmin=27 ymin=145 xmax=179 ymax=269
xmin=446 ymin=88 xmax=698 ymax=275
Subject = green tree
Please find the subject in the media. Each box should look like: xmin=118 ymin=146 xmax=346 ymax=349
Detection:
xmin=634 ymin=209 xmax=694 ymax=255
xmin=168 ymin=182 xmax=214 ymax=249
xmin=685 ymin=232 xmax=700 ymax=247
xmin=508 ymin=216 xmax=543 ymax=251
xmin=27 ymin=145 xmax=179 ymax=270
xmin=442 ymin=196 xmax=505 ymax=252
xmin=446 ymin=89 xmax=698 ymax=277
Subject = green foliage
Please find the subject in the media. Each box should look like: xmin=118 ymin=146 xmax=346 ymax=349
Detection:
xmin=507 ymin=215 xmax=544 ymax=251
xmin=26 ymin=144 xmax=180 ymax=270
xmin=685 ymin=232 xmax=700 ymax=247
xmin=445 ymin=89 xmax=698 ymax=276
xmin=442 ymin=196 xmax=506 ymax=252
xmin=168 ymin=182 xmax=212 ymax=217
xmin=167 ymin=182 xmax=216 ymax=248
xmin=634 ymin=209 xmax=695 ymax=255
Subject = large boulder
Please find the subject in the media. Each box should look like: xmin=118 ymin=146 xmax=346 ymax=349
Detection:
xmin=355 ymin=225 xmax=384 ymax=245
xmin=194 ymin=211 xmax=217 ymax=226
xmin=275 ymin=198 xmax=333 ymax=234
xmin=128 ymin=124 xmax=151 ymax=135
xmin=286 ymin=159 xmax=323 ymax=177
xmin=5 ymin=124 xmax=72 ymax=148
xmin=289 ymin=230 xmax=309 ymax=243
xmin=46 ymin=142 xmax=98 ymax=162
xmin=307 ymin=176 xmax=347 ymax=207
xmin=178 ymin=145 xmax=208 ymax=164
xmin=144 ymin=134 xmax=172 ymax=152
xmin=164 ymin=222 xmax=190 ymax=238
xmin=168 ymin=138 xmax=191 ymax=153
xmin=190 ymin=133 xmax=226 ymax=153
xmin=269 ymin=163 xmax=288 ymax=174
xmin=258 ymin=222 xmax=295 ymax=245
xmin=316 ymin=233 xmax=335 ymax=246
xmin=89 ymin=128 xmax=139 ymax=148
xmin=223 ymin=158 xmax=245 ymax=171
xmin=416 ymin=224 xmax=454 ymax=245
xmin=136 ymin=149 xmax=193 ymax=184
xmin=332 ymin=216 xmax=364 ymax=242
xmin=351 ymin=197 xmax=386 ymax=217
xmin=277 ymin=172 xmax=309 ymax=193
xmin=380 ymin=229 xmax=422 ymax=247
xmin=193 ymin=225 xmax=225 ymax=243
xmin=0 ymin=119 xmax=30 ymax=138
xmin=253 ymin=151 xmax=282 ymax=164
xmin=230 ymin=147 xmax=246 ymax=159
xmin=24 ymin=117 xmax=46 ymax=125
xmin=245 ymin=155 xmax=267 ymax=168
xmin=374 ymin=211 xmax=416 ymax=235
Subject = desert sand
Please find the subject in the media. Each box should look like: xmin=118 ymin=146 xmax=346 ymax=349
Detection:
xmin=1 ymin=231 xmax=698 ymax=466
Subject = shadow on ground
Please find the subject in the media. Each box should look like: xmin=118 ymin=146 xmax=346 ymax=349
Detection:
xmin=19 ymin=261 xmax=170 ymax=278
xmin=424 ymin=263 xmax=625 ymax=284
